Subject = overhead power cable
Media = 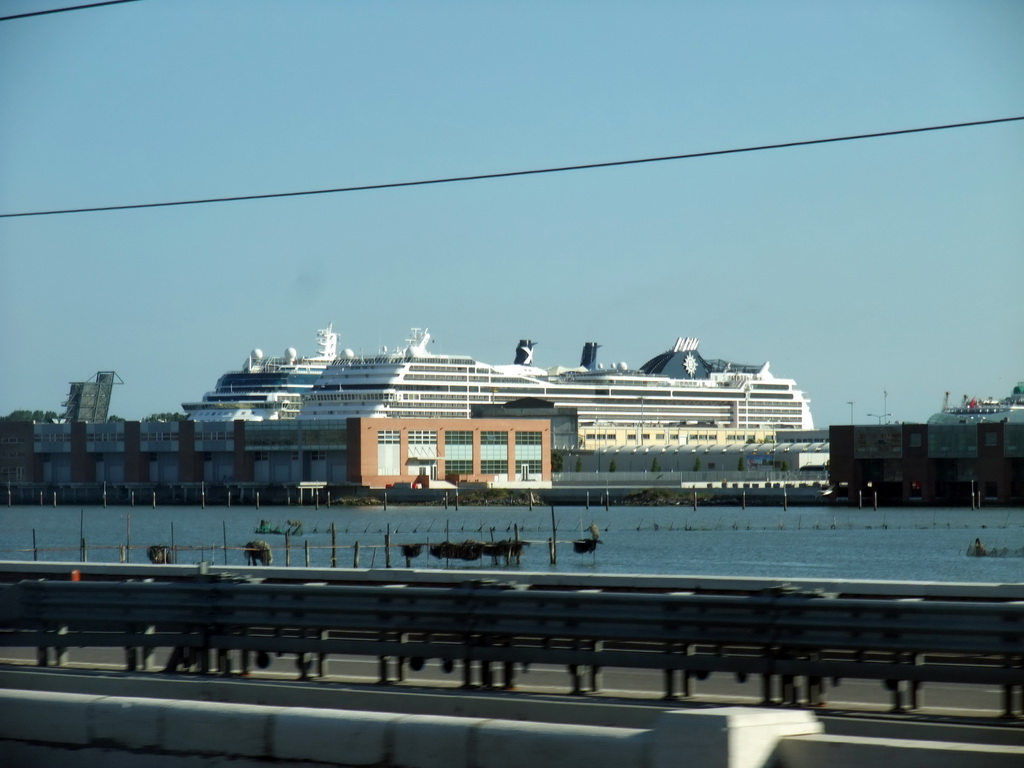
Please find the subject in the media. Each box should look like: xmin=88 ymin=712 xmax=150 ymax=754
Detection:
xmin=0 ymin=1 xmax=144 ymax=21
xmin=1 ymin=116 xmax=1021 ymax=219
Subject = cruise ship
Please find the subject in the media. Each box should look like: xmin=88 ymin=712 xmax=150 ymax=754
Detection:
xmin=928 ymin=383 xmax=1024 ymax=425
xmin=183 ymin=325 xmax=339 ymax=421
xmin=299 ymin=329 xmax=814 ymax=430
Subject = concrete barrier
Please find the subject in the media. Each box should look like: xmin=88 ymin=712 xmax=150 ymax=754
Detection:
xmin=0 ymin=688 xmax=820 ymax=768
xmin=779 ymin=733 xmax=1024 ymax=768
xmin=1 ymin=688 xmax=1020 ymax=768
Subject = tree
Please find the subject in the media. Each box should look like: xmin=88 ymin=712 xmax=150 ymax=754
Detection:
xmin=693 ymin=456 xmax=702 ymax=472
xmin=574 ymin=456 xmax=583 ymax=473
xmin=651 ymin=457 xmax=661 ymax=472
xmin=608 ymin=459 xmax=617 ymax=473
xmin=143 ymin=412 xmax=187 ymax=422
xmin=737 ymin=456 xmax=746 ymax=471
xmin=2 ymin=409 xmax=58 ymax=422
xmin=550 ymin=450 xmax=563 ymax=472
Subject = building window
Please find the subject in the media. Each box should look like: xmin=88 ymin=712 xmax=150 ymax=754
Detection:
xmin=377 ymin=430 xmax=400 ymax=476
xmin=480 ymin=459 xmax=508 ymax=475
xmin=909 ymin=433 xmax=922 ymax=448
xmin=481 ymin=431 xmax=507 ymax=445
xmin=445 ymin=430 xmax=473 ymax=471
xmin=481 ymin=431 xmax=508 ymax=463
xmin=515 ymin=431 xmax=542 ymax=469
xmin=408 ymin=430 xmax=437 ymax=444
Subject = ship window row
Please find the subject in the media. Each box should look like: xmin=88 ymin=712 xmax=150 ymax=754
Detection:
xmin=308 ymin=393 xmax=396 ymax=402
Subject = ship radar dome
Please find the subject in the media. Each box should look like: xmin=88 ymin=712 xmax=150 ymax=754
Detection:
xmin=343 ymin=348 xmax=355 ymax=358
xmin=618 ymin=361 xmax=628 ymax=371
xmin=251 ymin=348 xmax=264 ymax=360
xmin=285 ymin=347 xmax=298 ymax=362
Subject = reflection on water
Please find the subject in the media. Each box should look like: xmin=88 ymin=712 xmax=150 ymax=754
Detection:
xmin=0 ymin=504 xmax=1022 ymax=584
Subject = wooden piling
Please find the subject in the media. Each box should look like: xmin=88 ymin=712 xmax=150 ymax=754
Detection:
xmin=331 ymin=522 xmax=337 ymax=568
xmin=305 ymin=539 xmax=310 ymax=568
xmin=353 ymin=541 xmax=360 ymax=568
xmin=385 ymin=524 xmax=392 ymax=568
xmin=285 ymin=531 xmax=291 ymax=567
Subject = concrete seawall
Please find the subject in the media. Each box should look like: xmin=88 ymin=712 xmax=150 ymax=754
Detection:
xmin=2 ymin=688 xmax=1022 ymax=768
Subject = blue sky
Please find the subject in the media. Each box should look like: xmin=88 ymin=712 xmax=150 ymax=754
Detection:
xmin=1 ymin=0 xmax=1021 ymax=428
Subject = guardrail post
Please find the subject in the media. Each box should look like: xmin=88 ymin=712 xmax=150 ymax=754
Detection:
xmin=589 ymin=640 xmax=603 ymax=693
xmin=806 ymin=651 xmax=826 ymax=706
xmin=1002 ymin=654 xmax=1021 ymax=719
xmin=462 ymin=634 xmax=474 ymax=689
xmin=761 ymin=648 xmax=777 ymax=705
xmin=568 ymin=663 xmax=584 ymax=695
xmin=503 ymin=657 xmax=515 ymax=690
xmin=317 ymin=630 xmax=329 ymax=678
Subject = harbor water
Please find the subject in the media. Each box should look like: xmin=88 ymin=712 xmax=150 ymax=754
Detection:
xmin=1 ymin=504 xmax=1022 ymax=584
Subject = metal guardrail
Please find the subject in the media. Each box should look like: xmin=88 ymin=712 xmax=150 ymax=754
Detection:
xmin=1 ymin=577 xmax=1022 ymax=716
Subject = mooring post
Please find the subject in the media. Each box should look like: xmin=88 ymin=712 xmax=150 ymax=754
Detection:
xmin=385 ymin=524 xmax=392 ymax=568
xmin=331 ymin=522 xmax=337 ymax=568
xmin=353 ymin=541 xmax=360 ymax=568
xmin=550 ymin=507 xmax=557 ymax=564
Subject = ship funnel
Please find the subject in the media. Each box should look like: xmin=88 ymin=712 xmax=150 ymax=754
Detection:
xmin=580 ymin=342 xmax=600 ymax=370
xmin=514 ymin=339 xmax=535 ymax=366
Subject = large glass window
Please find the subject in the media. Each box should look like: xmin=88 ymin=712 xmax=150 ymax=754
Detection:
xmin=377 ymin=430 xmax=400 ymax=475
xmin=445 ymin=430 xmax=473 ymax=473
xmin=480 ymin=459 xmax=508 ymax=475
xmin=445 ymin=459 xmax=473 ymax=475
xmin=481 ymin=431 xmax=508 ymax=464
